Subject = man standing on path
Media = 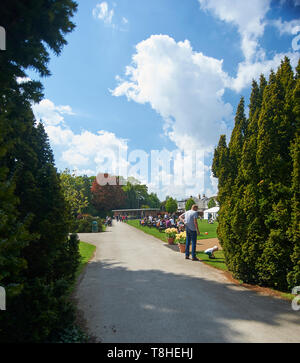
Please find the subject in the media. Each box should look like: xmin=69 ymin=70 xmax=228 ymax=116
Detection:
xmin=179 ymin=205 xmax=200 ymax=261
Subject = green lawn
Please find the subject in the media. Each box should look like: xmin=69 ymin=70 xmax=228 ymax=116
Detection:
xmin=77 ymin=241 xmax=96 ymax=277
xmin=196 ymin=250 xmax=227 ymax=271
xmin=127 ymin=220 xmax=168 ymax=242
xmin=127 ymin=219 xmax=218 ymax=241
xmin=69 ymin=241 xmax=96 ymax=293
xmin=197 ymin=219 xmax=218 ymax=239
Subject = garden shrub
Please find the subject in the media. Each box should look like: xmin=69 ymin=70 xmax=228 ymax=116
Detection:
xmin=70 ymin=216 xmax=103 ymax=233
xmin=212 ymin=57 xmax=300 ymax=291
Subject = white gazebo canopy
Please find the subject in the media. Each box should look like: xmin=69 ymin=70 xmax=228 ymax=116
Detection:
xmin=204 ymin=206 xmax=219 ymax=220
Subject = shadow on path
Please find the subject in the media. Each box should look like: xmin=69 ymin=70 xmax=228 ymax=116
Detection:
xmin=77 ymin=259 xmax=300 ymax=343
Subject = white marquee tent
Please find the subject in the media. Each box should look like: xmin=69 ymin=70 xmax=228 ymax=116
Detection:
xmin=203 ymin=206 xmax=219 ymax=220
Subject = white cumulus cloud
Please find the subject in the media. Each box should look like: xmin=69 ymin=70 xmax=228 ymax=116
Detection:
xmin=32 ymin=99 xmax=75 ymax=126
xmin=198 ymin=0 xmax=271 ymax=62
xmin=112 ymin=35 xmax=232 ymax=152
xmin=197 ymin=0 xmax=300 ymax=91
xmin=32 ymin=99 xmax=129 ymax=176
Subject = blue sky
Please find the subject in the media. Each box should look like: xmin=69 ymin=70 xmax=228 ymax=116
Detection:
xmin=28 ymin=0 xmax=300 ymax=200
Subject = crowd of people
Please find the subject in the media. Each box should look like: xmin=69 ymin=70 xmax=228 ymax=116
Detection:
xmin=139 ymin=213 xmax=185 ymax=233
xmin=115 ymin=215 xmax=128 ymax=222
xmin=107 ymin=209 xmax=219 ymax=261
xmin=105 ymin=214 xmax=128 ymax=225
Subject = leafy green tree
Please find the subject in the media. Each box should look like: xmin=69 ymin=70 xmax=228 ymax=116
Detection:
xmin=123 ymin=181 xmax=161 ymax=209
xmin=165 ymin=197 xmax=178 ymax=214
xmin=147 ymin=193 xmax=161 ymax=208
xmin=0 ymin=0 xmax=77 ymax=102
xmin=60 ymin=169 xmax=89 ymax=217
xmin=123 ymin=182 xmax=138 ymax=208
xmin=185 ymin=198 xmax=195 ymax=211
xmin=208 ymin=198 xmax=216 ymax=209
xmin=160 ymin=198 xmax=168 ymax=211
xmin=134 ymin=184 xmax=149 ymax=208
xmin=79 ymin=175 xmax=99 ymax=216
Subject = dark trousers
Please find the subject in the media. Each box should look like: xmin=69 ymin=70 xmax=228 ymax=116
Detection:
xmin=185 ymin=228 xmax=197 ymax=258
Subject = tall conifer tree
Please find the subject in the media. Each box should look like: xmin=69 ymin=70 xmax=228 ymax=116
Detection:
xmin=287 ymin=61 xmax=300 ymax=288
xmin=213 ymin=58 xmax=299 ymax=290
xmin=0 ymin=0 xmax=79 ymax=342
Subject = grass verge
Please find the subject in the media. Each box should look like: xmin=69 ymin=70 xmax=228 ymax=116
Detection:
xmin=69 ymin=241 xmax=96 ymax=294
xmin=127 ymin=219 xmax=218 ymax=240
xmin=196 ymin=250 xmax=227 ymax=271
xmin=126 ymin=220 xmax=168 ymax=242
xmin=196 ymin=250 xmax=296 ymax=302
xmin=77 ymin=241 xmax=96 ymax=278
xmin=56 ymin=241 xmax=97 ymax=343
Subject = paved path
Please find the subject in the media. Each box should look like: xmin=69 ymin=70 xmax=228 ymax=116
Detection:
xmin=75 ymin=222 xmax=300 ymax=343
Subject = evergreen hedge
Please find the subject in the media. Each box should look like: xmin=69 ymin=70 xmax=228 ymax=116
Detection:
xmin=0 ymin=0 xmax=81 ymax=342
xmin=71 ymin=216 xmax=104 ymax=233
xmin=212 ymin=57 xmax=300 ymax=291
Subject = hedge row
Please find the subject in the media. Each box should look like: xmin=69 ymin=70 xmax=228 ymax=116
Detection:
xmin=213 ymin=57 xmax=300 ymax=291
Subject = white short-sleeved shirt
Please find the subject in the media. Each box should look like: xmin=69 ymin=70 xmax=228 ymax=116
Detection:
xmin=184 ymin=210 xmax=198 ymax=231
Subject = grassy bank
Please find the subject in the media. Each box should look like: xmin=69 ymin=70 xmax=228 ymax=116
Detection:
xmin=69 ymin=241 xmax=96 ymax=294
xmin=195 ymin=250 xmax=295 ymax=301
xmin=127 ymin=219 xmax=218 ymax=241
xmin=77 ymin=241 xmax=96 ymax=278
xmin=126 ymin=220 xmax=168 ymax=242
xmin=196 ymin=250 xmax=227 ymax=271
xmin=54 ymin=240 xmax=96 ymax=343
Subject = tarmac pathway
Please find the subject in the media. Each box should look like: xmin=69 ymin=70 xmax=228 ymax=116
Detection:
xmin=75 ymin=222 xmax=300 ymax=343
